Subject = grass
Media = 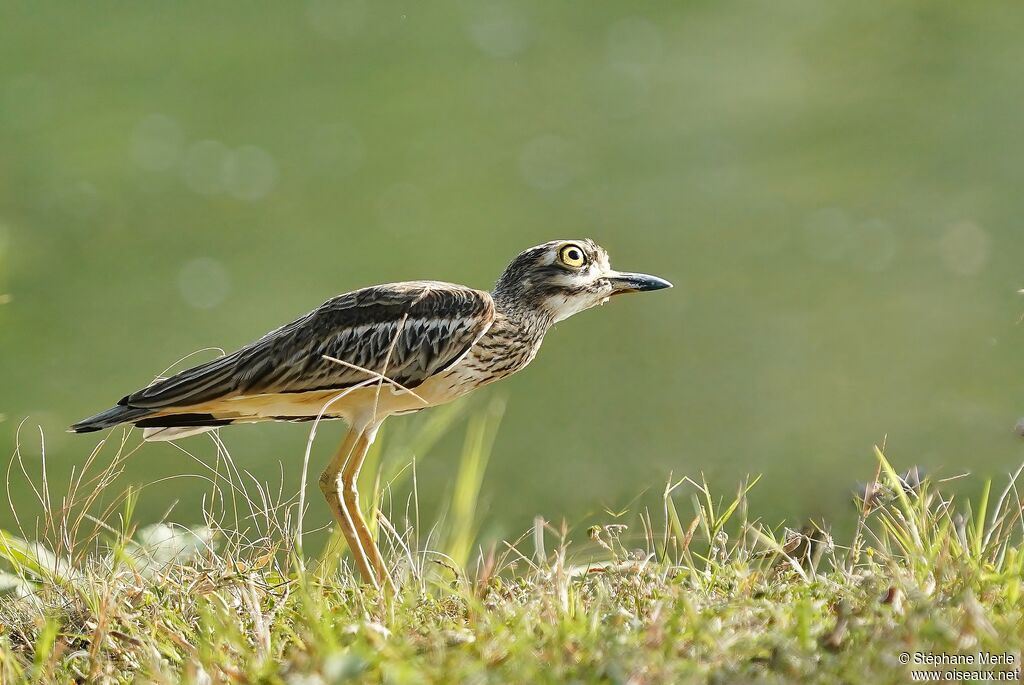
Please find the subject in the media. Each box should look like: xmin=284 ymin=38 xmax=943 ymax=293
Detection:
xmin=0 ymin=407 xmax=1022 ymax=684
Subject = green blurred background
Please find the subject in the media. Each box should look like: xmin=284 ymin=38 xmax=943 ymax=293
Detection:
xmin=2 ymin=2 xmax=1024 ymax=542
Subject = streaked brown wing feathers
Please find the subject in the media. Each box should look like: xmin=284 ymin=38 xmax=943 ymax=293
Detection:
xmin=123 ymin=282 xmax=495 ymax=409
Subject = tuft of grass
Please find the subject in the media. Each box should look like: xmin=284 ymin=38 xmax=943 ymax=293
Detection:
xmin=0 ymin=413 xmax=1022 ymax=684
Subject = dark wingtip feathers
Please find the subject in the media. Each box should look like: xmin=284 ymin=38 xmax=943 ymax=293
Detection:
xmin=69 ymin=405 xmax=153 ymax=434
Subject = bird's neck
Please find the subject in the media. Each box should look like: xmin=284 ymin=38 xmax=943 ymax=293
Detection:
xmin=491 ymin=291 xmax=554 ymax=338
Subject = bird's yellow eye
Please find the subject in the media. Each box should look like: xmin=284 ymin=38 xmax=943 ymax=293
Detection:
xmin=559 ymin=244 xmax=587 ymax=268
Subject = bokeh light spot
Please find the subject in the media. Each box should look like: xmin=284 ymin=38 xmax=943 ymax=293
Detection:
xmin=939 ymin=221 xmax=990 ymax=276
xmin=131 ymin=114 xmax=184 ymax=172
xmin=223 ymin=145 xmax=278 ymax=201
xmin=177 ymin=257 xmax=230 ymax=310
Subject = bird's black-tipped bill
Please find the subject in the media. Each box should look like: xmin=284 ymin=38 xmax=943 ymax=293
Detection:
xmin=607 ymin=272 xmax=673 ymax=294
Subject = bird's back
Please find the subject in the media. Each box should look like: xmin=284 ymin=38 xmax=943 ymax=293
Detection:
xmin=71 ymin=280 xmax=497 ymax=436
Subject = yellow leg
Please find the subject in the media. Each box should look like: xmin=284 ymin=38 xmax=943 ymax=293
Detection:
xmin=341 ymin=430 xmax=395 ymax=593
xmin=319 ymin=428 xmax=378 ymax=589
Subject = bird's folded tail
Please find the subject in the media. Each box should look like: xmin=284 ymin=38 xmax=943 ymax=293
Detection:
xmin=69 ymin=404 xmax=153 ymax=434
xmin=70 ymin=405 xmax=235 ymax=442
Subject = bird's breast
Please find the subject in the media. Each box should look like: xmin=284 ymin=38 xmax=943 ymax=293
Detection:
xmin=430 ymin=321 xmax=545 ymax=396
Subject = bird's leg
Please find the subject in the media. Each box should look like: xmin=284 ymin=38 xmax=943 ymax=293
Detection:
xmin=341 ymin=429 xmax=396 ymax=593
xmin=319 ymin=428 xmax=378 ymax=589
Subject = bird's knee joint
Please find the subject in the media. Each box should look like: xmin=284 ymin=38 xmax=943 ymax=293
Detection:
xmin=318 ymin=470 xmax=339 ymax=494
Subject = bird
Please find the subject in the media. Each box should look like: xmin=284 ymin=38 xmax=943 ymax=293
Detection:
xmin=71 ymin=239 xmax=671 ymax=591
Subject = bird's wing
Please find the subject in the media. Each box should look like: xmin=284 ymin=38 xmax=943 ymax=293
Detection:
xmin=122 ymin=281 xmax=496 ymax=409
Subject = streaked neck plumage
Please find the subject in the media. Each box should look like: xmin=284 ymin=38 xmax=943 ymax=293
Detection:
xmin=491 ymin=283 xmax=556 ymax=340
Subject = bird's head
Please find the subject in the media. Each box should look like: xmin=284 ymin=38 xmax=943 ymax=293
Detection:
xmin=492 ymin=239 xmax=671 ymax=322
